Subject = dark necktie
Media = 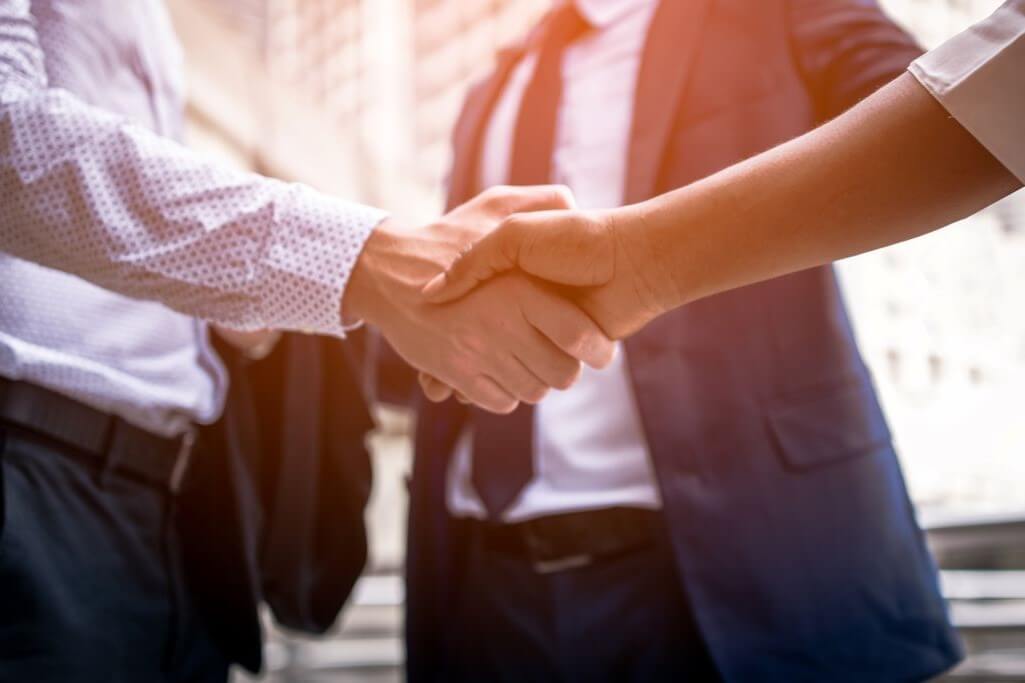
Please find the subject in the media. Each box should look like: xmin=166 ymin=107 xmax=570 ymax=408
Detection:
xmin=470 ymin=3 xmax=591 ymax=519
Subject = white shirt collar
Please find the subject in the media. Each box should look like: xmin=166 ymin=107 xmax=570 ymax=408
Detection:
xmin=572 ymin=0 xmax=654 ymax=28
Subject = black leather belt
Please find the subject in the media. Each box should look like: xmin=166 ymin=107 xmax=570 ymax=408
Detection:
xmin=0 ymin=378 xmax=195 ymax=494
xmin=468 ymin=507 xmax=661 ymax=574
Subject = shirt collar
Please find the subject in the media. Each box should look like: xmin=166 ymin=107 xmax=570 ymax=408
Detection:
xmin=571 ymin=0 xmax=654 ymax=28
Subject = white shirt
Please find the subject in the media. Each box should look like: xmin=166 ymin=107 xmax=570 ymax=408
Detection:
xmin=0 ymin=0 xmax=385 ymax=436
xmin=447 ymin=0 xmax=661 ymax=522
xmin=910 ymin=0 xmax=1025 ymax=183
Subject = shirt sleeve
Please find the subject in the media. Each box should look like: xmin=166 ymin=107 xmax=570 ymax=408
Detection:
xmin=0 ymin=0 xmax=387 ymax=337
xmin=909 ymin=0 xmax=1025 ymax=183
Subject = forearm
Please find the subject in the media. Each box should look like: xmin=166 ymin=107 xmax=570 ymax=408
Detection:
xmin=0 ymin=90 xmax=386 ymax=334
xmin=635 ymin=73 xmax=1022 ymax=309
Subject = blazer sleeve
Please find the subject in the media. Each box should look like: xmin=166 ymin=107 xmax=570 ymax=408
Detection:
xmin=786 ymin=0 xmax=924 ymax=119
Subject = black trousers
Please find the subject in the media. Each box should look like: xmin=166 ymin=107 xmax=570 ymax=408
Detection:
xmin=0 ymin=422 xmax=228 ymax=683
xmin=442 ymin=515 xmax=722 ymax=682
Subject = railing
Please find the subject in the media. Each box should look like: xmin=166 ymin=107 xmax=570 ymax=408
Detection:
xmin=236 ymin=516 xmax=1025 ymax=681
xmin=930 ymin=515 xmax=1025 ymax=681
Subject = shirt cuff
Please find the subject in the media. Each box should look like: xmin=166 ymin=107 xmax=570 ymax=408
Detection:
xmin=908 ymin=0 xmax=1025 ymax=183
xmin=257 ymin=183 xmax=387 ymax=337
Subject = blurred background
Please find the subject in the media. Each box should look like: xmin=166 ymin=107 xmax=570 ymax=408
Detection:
xmin=164 ymin=0 xmax=1025 ymax=680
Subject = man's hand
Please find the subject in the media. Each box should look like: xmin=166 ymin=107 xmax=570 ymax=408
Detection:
xmin=343 ymin=186 xmax=616 ymax=413
xmin=421 ymin=206 xmax=677 ymax=340
xmin=412 ymin=273 xmax=616 ymax=408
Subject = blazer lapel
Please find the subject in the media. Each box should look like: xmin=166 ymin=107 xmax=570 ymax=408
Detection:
xmin=624 ymin=0 xmax=713 ymax=409
xmin=624 ymin=0 xmax=713 ymax=204
xmin=446 ymin=44 xmax=528 ymax=209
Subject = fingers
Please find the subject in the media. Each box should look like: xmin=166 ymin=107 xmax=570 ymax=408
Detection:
xmin=423 ymin=338 xmax=585 ymax=408
xmin=521 ymin=287 xmax=617 ymax=370
xmin=458 ymin=375 xmax=520 ymax=414
xmin=479 ymin=184 xmax=576 ymax=217
xmin=422 ymin=210 xmax=617 ymax=304
xmin=495 ymin=355 xmax=551 ymax=405
xmin=429 ymin=348 xmax=525 ymax=413
xmin=422 ymin=185 xmax=572 ymax=303
xmin=418 ymin=298 xmax=573 ymax=409
xmin=512 ymin=327 xmax=583 ymax=391
xmin=422 ymin=227 xmax=514 ymax=303
xmin=418 ymin=373 xmax=454 ymax=403
xmin=419 ymin=372 xmax=473 ymax=405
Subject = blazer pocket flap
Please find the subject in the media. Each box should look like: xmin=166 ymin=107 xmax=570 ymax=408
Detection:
xmin=767 ymin=380 xmax=892 ymax=471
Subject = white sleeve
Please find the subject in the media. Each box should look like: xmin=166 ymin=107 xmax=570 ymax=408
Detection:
xmin=909 ymin=0 xmax=1025 ymax=182
xmin=0 ymin=0 xmax=386 ymax=337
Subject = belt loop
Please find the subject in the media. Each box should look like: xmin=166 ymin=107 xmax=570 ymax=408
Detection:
xmin=95 ymin=417 xmax=118 ymax=490
xmin=169 ymin=429 xmax=195 ymax=495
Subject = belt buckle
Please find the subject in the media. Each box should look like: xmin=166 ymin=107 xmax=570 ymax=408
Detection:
xmin=522 ymin=520 xmax=593 ymax=575
xmin=169 ymin=428 xmax=196 ymax=494
xmin=532 ymin=554 xmax=593 ymax=575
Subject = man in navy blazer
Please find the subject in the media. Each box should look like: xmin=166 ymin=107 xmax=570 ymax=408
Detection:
xmin=404 ymin=1 xmax=962 ymax=680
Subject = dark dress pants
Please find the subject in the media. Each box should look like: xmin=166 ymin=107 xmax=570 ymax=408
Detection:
xmin=0 ymin=423 xmax=229 ymax=683
xmin=443 ymin=514 xmax=722 ymax=682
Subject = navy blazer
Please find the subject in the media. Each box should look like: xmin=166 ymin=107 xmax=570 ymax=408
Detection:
xmin=406 ymin=1 xmax=963 ymax=681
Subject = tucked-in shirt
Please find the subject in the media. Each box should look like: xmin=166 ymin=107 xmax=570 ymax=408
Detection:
xmin=0 ymin=0 xmax=386 ymax=436
xmin=447 ymin=0 xmax=661 ymax=522
xmin=910 ymin=0 xmax=1025 ymax=182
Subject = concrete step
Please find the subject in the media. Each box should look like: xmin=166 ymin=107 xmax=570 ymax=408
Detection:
xmin=942 ymin=571 xmax=1025 ymax=601
xmin=243 ymin=569 xmax=1025 ymax=680
xmin=950 ymin=600 xmax=1025 ymax=632
xmin=947 ymin=599 xmax=1025 ymax=656
xmin=288 ymin=637 xmax=403 ymax=672
xmin=939 ymin=650 xmax=1025 ymax=681
xmin=926 ymin=513 xmax=1025 ymax=569
xmin=334 ymin=604 xmax=403 ymax=639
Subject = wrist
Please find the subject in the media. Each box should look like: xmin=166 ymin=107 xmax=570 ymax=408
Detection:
xmin=343 ymin=217 xmax=453 ymax=329
xmin=343 ymin=219 xmax=403 ymax=328
xmin=611 ymin=202 xmax=686 ymax=316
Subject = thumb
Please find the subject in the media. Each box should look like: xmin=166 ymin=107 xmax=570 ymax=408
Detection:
xmin=423 ymin=211 xmax=617 ymax=303
xmin=422 ymin=225 xmax=517 ymax=303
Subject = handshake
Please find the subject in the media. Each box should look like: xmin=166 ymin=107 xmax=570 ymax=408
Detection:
xmin=341 ymin=185 xmax=678 ymax=413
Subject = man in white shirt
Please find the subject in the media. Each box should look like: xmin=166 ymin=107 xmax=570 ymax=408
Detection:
xmin=0 ymin=1 xmax=614 ymax=680
xmin=404 ymin=1 xmax=961 ymax=681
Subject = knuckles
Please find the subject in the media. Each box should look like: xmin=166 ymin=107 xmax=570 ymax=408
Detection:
xmin=480 ymin=385 xmax=519 ymax=414
xmin=552 ymin=362 xmax=582 ymax=391
xmin=522 ymin=386 xmax=549 ymax=404
xmin=562 ymin=328 xmax=595 ymax=359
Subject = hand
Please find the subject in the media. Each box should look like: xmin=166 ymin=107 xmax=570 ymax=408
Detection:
xmin=415 ymin=274 xmax=617 ymax=407
xmin=421 ymin=206 xmax=677 ymax=340
xmin=343 ymin=186 xmax=616 ymax=413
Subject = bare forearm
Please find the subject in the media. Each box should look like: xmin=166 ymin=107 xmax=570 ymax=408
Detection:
xmin=636 ymin=73 xmax=1022 ymax=309
xmin=410 ymin=72 xmax=1020 ymax=341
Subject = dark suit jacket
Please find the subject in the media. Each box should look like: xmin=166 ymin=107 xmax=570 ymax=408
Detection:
xmin=406 ymin=1 xmax=963 ymax=681
xmin=178 ymin=333 xmax=375 ymax=673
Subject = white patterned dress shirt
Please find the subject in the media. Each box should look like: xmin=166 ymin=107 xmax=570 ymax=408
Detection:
xmin=910 ymin=0 xmax=1025 ymax=183
xmin=0 ymin=0 xmax=386 ymax=436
